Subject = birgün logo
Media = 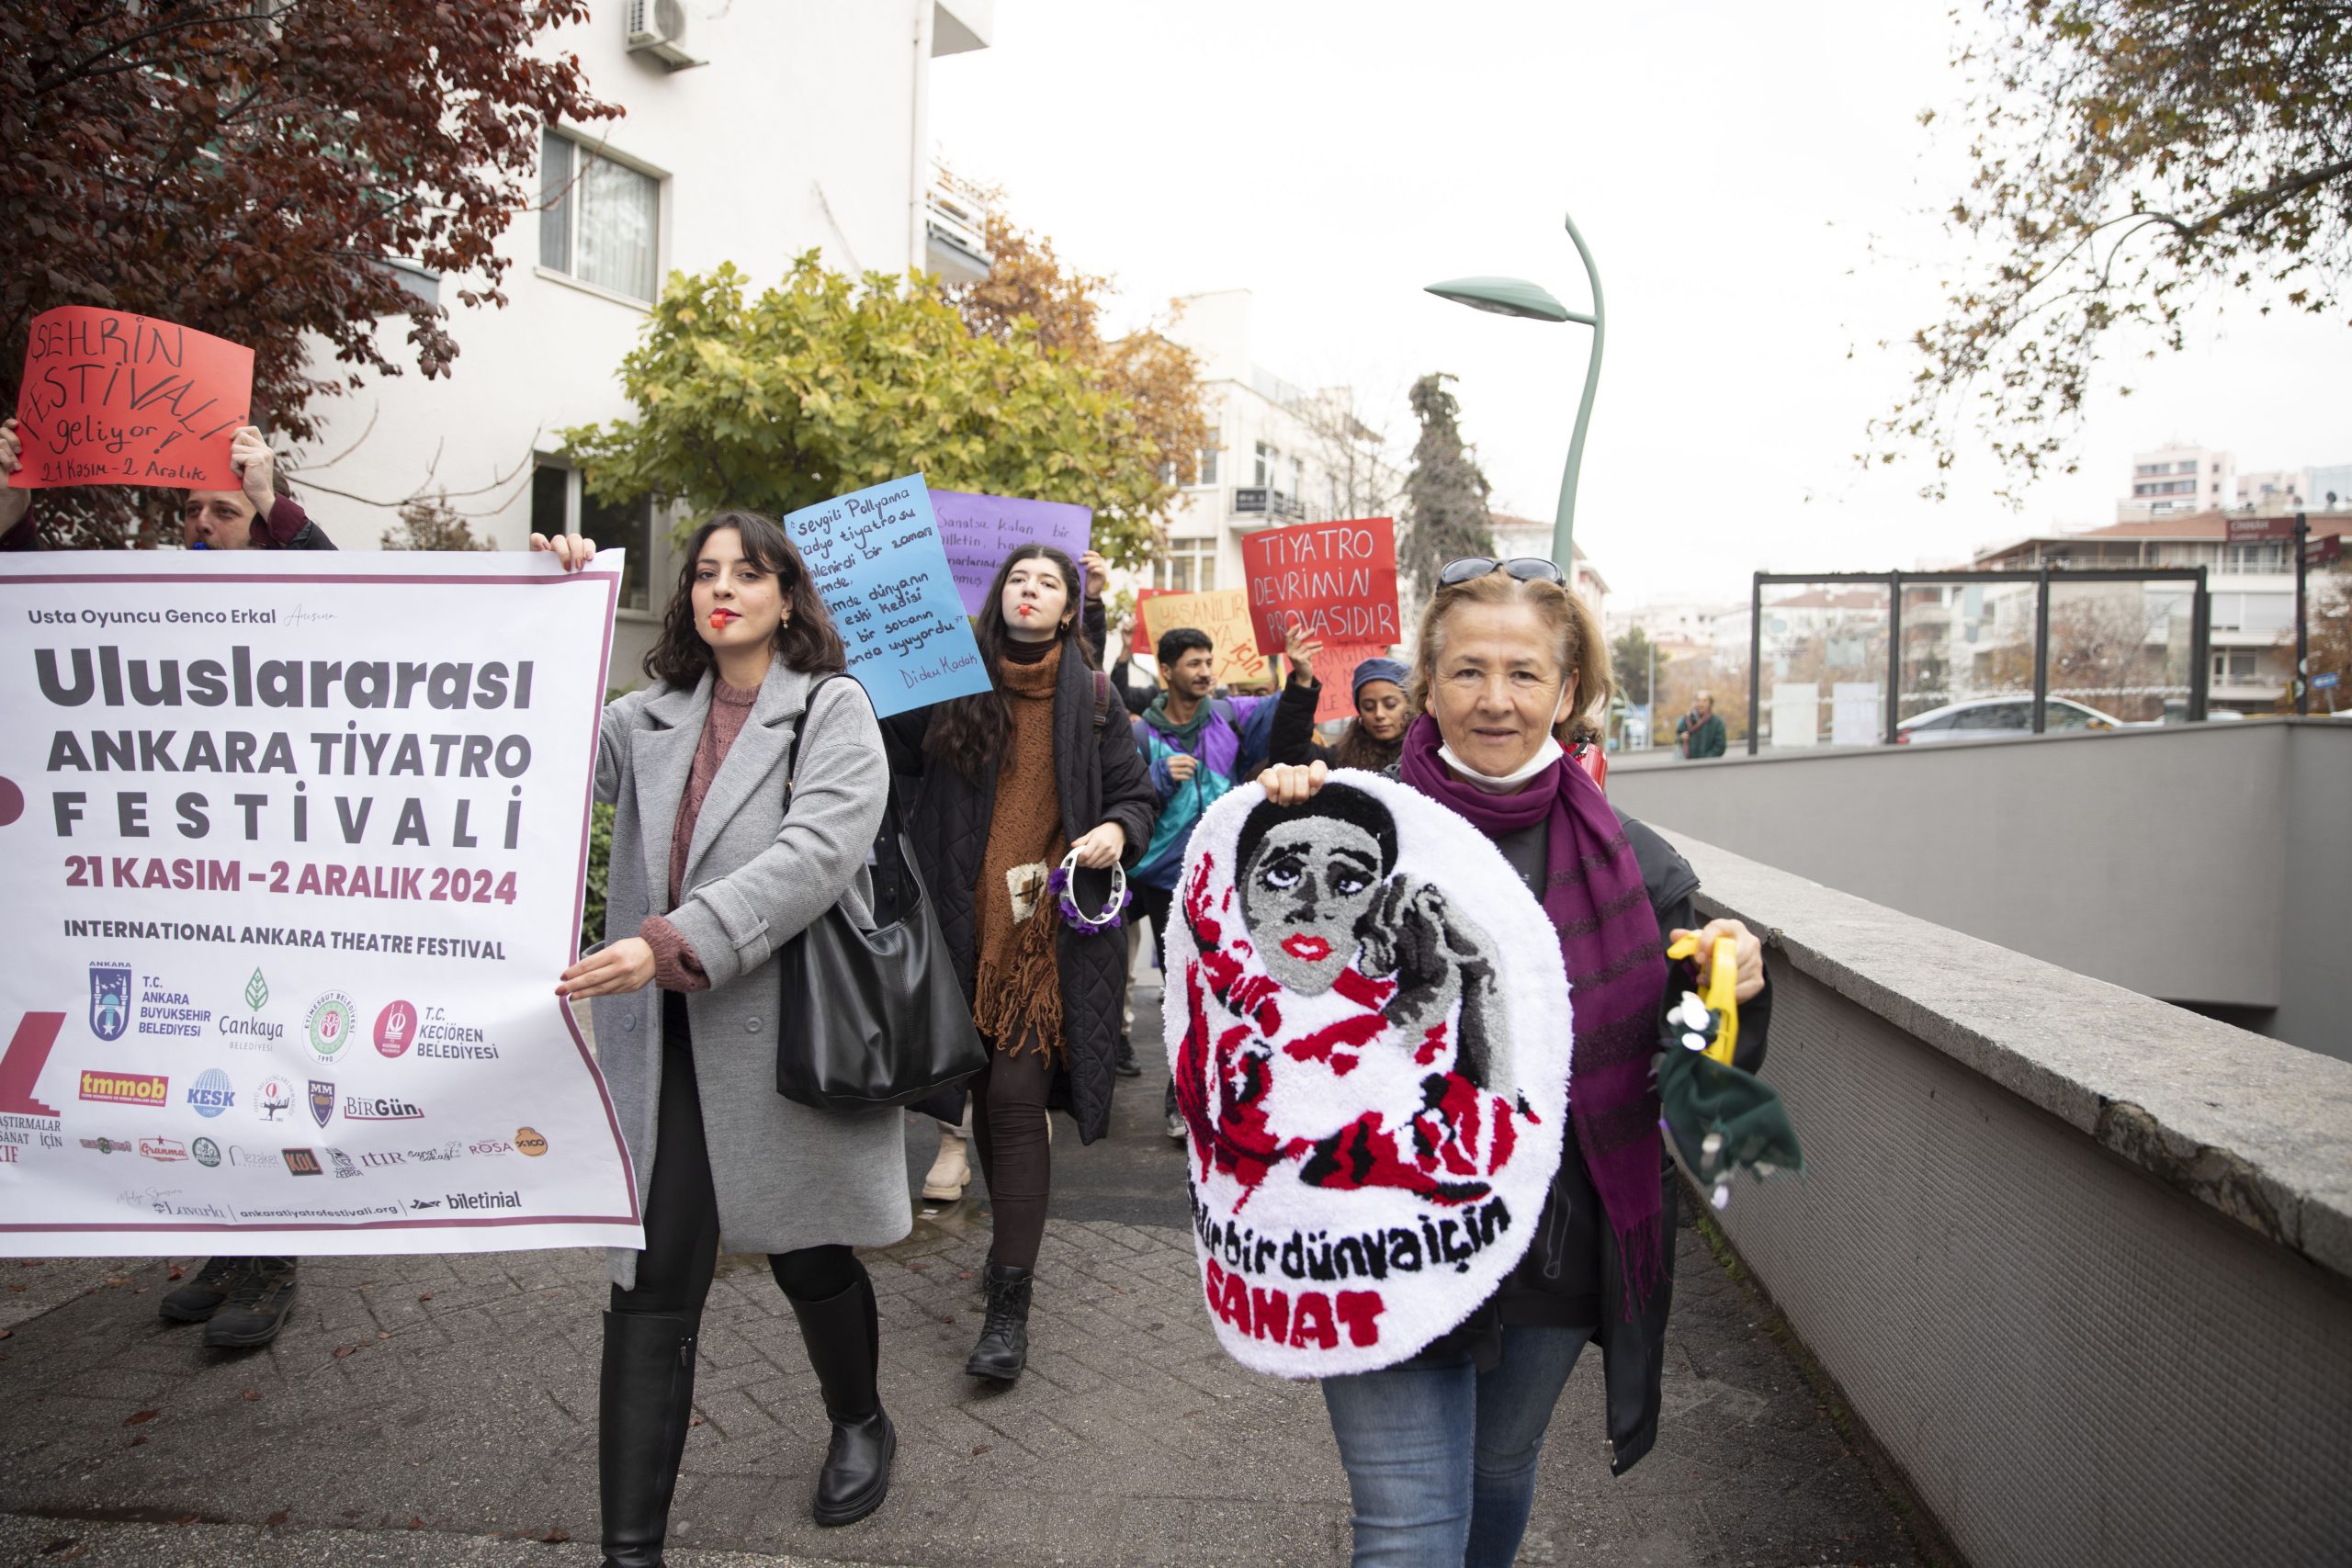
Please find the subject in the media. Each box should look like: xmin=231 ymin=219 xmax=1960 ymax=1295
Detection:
xmin=343 ymin=1094 xmax=424 ymax=1122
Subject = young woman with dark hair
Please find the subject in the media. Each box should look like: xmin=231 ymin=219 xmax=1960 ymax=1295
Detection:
xmin=880 ymin=544 xmax=1159 ymax=1385
xmin=536 ymin=513 xmax=909 ymax=1560
xmin=1268 ymin=634 xmax=1414 ymax=773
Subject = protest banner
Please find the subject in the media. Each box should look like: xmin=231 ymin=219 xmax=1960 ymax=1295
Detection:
xmin=784 ymin=475 xmax=991 ymax=718
xmin=1135 ymin=587 xmax=1270 ymax=689
xmin=0 ymin=551 xmax=643 ymax=1256
xmin=10 ymin=308 xmax=254 ymax=491
xmin=1312 ymin=643 xmax=1392 ymax=724
xmin=1239 ymin=517 xmax=1401 ymax=657
xmin=931 ymin=489 xmax=1093 ymax=615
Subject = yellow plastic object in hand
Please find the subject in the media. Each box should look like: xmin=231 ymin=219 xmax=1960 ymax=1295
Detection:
xmin=1665 ymin=934 xmax=1740 ymax=1065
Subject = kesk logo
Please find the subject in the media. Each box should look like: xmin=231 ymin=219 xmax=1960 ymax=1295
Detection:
xmin=308 ymin=1079 xmax=334 ymax=1129
xmin=305 ymin=990 xmax=356 ymax=1061
xmin=87 ymin=964 xmax=132 ymax=1043
xmin=343 ymin=1095 xmax=424 ymax=1122
xmin=192 ymin=1137 xmax=221 ymax=1168
xmin=186 ymin=1067 xmax=235 ymax=1119
xmin=514 ymin=1126 xmax=548 ymax=1157
xmin=252 ymin=1075 xmax=294 ymax=1122
xmin=282 ymin=1147 xmax=323 ymax=1176
xmin=373 ymin=1000 xmax=417 ymax=1058
xmin=80 ymin=1070 xmax=167 ymax=1107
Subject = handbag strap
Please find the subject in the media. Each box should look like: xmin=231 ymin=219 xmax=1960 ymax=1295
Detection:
xmin=783 ymin=672 xmax=920 ymax=922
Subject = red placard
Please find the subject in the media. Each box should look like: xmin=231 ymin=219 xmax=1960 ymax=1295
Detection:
xmin=2224 ymin=514 xmax=2298 ymax=544
xmin=1240 ymin=516 xmax=1402 ymax=657
xmin=1311 ymin=642 xmax=1393 ymax=724
xmin=10 ymin=307 xmax=254 ymax=491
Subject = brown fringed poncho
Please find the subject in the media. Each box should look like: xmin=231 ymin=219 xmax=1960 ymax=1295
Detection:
xmin=970 ymin=639 xmax=1069 ymax=1057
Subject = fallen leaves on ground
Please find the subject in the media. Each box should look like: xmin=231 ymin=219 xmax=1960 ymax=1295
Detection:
xmin=122 ymin=1410 xmax=157 ymax=1427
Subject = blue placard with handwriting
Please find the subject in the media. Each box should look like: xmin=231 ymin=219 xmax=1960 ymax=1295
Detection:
xmin=782 ymin=474 xmax=990 ymax=717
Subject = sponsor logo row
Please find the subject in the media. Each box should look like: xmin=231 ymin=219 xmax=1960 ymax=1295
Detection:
xmin=88 ymin=964 xmax=500 ymax=1064
xmin=72 ymin=1127 xmax=548 ymax=1174
xmin=76 ymin=1068 xmax=430 ymax=1132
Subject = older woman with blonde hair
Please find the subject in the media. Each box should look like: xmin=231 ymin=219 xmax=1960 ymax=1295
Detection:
xmin=1257 ymin=556 xmax=1774 ymax=1567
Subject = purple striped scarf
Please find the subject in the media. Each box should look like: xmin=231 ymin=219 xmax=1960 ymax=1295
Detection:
xmin=1397 ymin=715 xmax=1669 ymax=1309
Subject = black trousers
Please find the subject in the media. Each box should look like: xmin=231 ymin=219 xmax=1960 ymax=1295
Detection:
xmin=611 ymin=995 xmax=862 ymax=1314
xmin=1129 ymin=883 xmax=1179 ymax=1120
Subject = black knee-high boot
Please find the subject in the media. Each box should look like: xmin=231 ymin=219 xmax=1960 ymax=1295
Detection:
xmin=599 ymin=1309 xmax=700 ymax=1568
xmin=785 ymin=1272 xmax=895 ymax=1527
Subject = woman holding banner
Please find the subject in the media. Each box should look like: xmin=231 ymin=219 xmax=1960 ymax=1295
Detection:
xmin=537 ymin=514 xmax=909 ymax=1553
xmin=1253 ymin=557 xmax=1773 ymax=1567
xmin=879 ymin=544 xmax=1159 ymax=1387
xmin=1268 ymin=637 xmax=1414 ymax=774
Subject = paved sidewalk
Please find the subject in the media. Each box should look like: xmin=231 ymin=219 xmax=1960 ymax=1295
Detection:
xmin=0 ymin=987 xmax=1927 ymax=1567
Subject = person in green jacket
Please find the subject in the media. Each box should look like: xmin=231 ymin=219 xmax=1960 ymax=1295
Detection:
xmin=1677 ymin=691 xmax=1727 ymax=760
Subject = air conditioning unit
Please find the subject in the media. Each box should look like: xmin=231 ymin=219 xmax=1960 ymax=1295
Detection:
xmin=626 ymin=0 xmax=704 ymax=69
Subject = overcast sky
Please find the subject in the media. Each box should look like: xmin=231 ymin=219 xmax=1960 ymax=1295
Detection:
xmin=930 ymin=0 xmax=2348 ymax=609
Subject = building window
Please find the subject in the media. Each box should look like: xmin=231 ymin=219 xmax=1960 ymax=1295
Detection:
xmin=1288 ymin=455 xmax=1305 ymax=497
xmin=2223 ymin=542 xmax=2287 ymax=573
xmin=2211 ymin=649 xmax=2258 ymax=682
xmin=540 ymin=130 xmax=662 ymax=303
xmin=1254 ymin=441 xmax=1280 ymax=488
xmin=1196 ymin=434 xmax=1220 ymax=487
xmin=1161 ymin=537 xmax=1216 ymax=593
xmin=532 ymin=461 xmax=657 ymax=614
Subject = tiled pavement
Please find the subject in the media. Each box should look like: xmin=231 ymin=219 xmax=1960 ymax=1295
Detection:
xmin=0 ymin=987 xmax=1929 ymax=1567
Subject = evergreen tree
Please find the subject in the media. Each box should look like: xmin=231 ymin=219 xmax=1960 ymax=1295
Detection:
xmin=1399 ymin=373 xmax=1496 ymax=602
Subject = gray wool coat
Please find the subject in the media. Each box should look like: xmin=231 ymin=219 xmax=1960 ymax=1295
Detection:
xmin=591 ymin=662 xmax=912 ymax=1290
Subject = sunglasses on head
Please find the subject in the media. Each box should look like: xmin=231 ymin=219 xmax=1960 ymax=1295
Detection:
xmin=1437 ymin=556 xmax=1566 ymax=588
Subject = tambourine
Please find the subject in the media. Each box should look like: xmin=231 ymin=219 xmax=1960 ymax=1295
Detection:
xmin=1046 ymin=847 xmax=1130 ymax=935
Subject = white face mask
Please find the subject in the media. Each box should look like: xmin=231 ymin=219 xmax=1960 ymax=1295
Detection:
xmin=1438 ymin=736 xmax=1565 ymax=794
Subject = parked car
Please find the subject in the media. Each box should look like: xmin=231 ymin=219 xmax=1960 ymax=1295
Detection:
xmin=1894 ymin=696 xmax=2129 ymax=743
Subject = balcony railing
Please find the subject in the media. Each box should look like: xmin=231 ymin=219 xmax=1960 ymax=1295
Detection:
xmin=1231 ymin=486 xmax=1306 ymax=521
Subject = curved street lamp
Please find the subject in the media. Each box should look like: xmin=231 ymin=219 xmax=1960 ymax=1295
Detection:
xmin=1426 ymin=210 xmax=1606 ymax=567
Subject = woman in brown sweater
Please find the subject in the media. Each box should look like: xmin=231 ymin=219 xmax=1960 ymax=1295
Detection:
xmin=881 ymin=545 xmax=1159 ymax=1384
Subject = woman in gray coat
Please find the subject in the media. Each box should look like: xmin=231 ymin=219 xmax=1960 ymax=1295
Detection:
xmin=537 ymin=513 xmax=910 ymax=1563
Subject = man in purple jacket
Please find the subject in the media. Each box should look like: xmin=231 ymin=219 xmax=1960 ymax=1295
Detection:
xmin=1129 ymin=626 xmax=1283 ymax=1135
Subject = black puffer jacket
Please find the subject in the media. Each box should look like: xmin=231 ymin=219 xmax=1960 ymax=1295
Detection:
xmin=881 ymin=645 xmax=1159 ymax=1143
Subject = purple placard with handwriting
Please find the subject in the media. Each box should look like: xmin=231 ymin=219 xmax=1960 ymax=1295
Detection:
xmin=931 ymin=489 xmax=1094 ymax=615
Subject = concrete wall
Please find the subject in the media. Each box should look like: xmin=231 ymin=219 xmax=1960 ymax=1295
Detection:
xmin=1608 ymin=720 xmax=2349 ymax=1060
xmin=1668 ymin=832 xmax=2352 ymax=1568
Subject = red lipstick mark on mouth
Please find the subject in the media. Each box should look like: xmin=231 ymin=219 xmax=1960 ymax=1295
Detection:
xmin=1280 ymin=934 xmax=1332 ymax=963
xmin=708 ymin=608 xmax=741 ymax=630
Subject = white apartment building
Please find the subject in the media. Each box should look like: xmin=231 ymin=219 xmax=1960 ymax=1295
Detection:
xmin=2119 ymin=442 xmax=2233 ymax=522
xmin=288 ymin=0 xmax=995 ymax=676
xmin=1143 ymin=291 xmax=1405 ymax=607
xmin=2238 ymin=468 xmax=2312 ymax=512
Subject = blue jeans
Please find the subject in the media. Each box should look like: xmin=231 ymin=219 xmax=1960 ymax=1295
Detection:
xmin=1319 ymin=1325 xmax=1591 ymax=1568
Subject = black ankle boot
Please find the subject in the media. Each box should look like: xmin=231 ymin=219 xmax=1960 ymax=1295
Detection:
xmin=599 ymin=1309 xmax=699 ymax=1568
xmin=786 ymin=1273 xmax=895 ymax=1528
xmin=964 ymin=1261 xmax=1033 ymax=1383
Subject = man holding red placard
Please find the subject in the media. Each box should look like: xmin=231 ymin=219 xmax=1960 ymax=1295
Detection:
xmin=0 ymin=417 xmax=333 ymax=554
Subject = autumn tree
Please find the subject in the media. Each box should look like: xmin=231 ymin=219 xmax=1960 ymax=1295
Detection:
xmin=943 ymin=207 xmax=1206 ymax=563
xmin=2 ymin=1 xmax=616 ymax=547
xmin=560 ymin=256 xmax=1175 ymax=563
xmin=1293 ymin=388 xmax=1406 ymax=525
xmin=1399 ymin=374 xmax=1497 ymax=602
xmin=1876 ymin=2 xmax=2352 ymax=498
xmin=380 ymin=491 xmax=492 ymax=551
xmin=1612 ymin=627 xmax=1656 ymax=705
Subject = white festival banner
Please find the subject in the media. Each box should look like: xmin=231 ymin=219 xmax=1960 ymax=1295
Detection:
xmin=0 ymin=551 xmax=644 ymax=1254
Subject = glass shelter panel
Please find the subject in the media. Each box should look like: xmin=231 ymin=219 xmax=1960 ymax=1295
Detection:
xmin=1754 ymin=581 xmax=1889 ymax=749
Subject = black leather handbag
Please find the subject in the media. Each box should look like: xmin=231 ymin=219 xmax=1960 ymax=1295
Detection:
xmin=774 ymin=677 xmax=987 ymax=1113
